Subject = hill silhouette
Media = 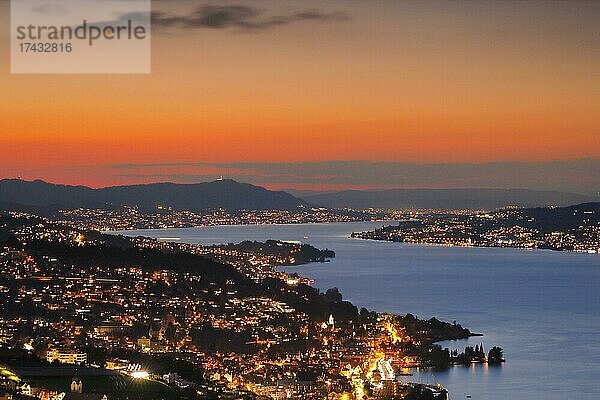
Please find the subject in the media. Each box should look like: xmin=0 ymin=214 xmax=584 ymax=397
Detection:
xmin=0 ymin=179 xmax=306 ymax=212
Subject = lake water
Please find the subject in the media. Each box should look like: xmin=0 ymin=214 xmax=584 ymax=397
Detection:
xmin=120 ymin=222 xmax=600 ymax=400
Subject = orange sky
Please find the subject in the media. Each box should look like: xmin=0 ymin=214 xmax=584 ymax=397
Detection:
xmin=1 ymin=1 xmax=599 ymax=188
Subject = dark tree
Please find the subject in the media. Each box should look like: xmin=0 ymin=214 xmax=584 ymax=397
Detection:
xmin=325 ymin=287 xmax=343 ymax=302
xmin=427 ymin=344 xmax=451 ymax=369
xmin=488 ymin=346 xmax=504 ymax=364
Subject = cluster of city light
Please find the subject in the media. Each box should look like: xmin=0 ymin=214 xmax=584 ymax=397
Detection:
xmin=0 ymin=211 xmax=463 ymax=400
xmin=130 ymin=371 xmax=149 ymax=379
xmin=385 ymin=321 xmax=404 ymax=344
xmin=0 ymin=366 xmax=21 ymax=382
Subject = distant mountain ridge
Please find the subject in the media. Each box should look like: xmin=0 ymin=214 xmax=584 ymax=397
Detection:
xmin=0 ymin=179 xmax=306 ymax=212
xmin=300 ymin=188 xmax=599 ymax=210
xmin=2 ymin=179 xmax=597 ymax=213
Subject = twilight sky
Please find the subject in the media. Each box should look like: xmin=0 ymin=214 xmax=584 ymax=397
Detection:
xmin=1 ymin=0 xmax=599 ymax=193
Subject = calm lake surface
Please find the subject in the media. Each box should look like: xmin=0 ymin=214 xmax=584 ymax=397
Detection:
xmin=121 ymin=222 xmax=600 ymax=400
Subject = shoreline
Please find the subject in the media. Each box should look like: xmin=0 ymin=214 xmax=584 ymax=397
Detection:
xmin=104 ymin=220 xmax=400 ymax=234
xmin=350 ymin=235 xmax=600 ymax=256
xmin=113 ymin=222 xmax=598 ymax=258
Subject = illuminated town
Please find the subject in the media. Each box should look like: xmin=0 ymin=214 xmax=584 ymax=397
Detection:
xmin=56 ymin=203 xmax=600 ymax=254
xmin=0 ymin=210 xmax=505 ymax=400
xmin=352 ymin=205 xmax=600 ymax=254
xmin=56 ymin=207 xmax=387 ymax=232
xmin=2 ymin=199 xmax=596 ymax=399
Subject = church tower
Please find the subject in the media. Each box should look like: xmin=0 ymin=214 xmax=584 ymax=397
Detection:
xmin=71 ymin=375 xmax=83 ymax=393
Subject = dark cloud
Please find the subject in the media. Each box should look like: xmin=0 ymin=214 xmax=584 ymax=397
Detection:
xmin=150 ymin=5 xmax=349 ymax=31
xmin=31 ymin=3 xmax=67 ymax=15
xmin=112 ymin=159 xmax=600 ymax=195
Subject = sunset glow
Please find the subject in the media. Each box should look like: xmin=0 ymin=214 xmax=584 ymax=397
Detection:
xmin=1 ymin=1 xmax=598 ymax=190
